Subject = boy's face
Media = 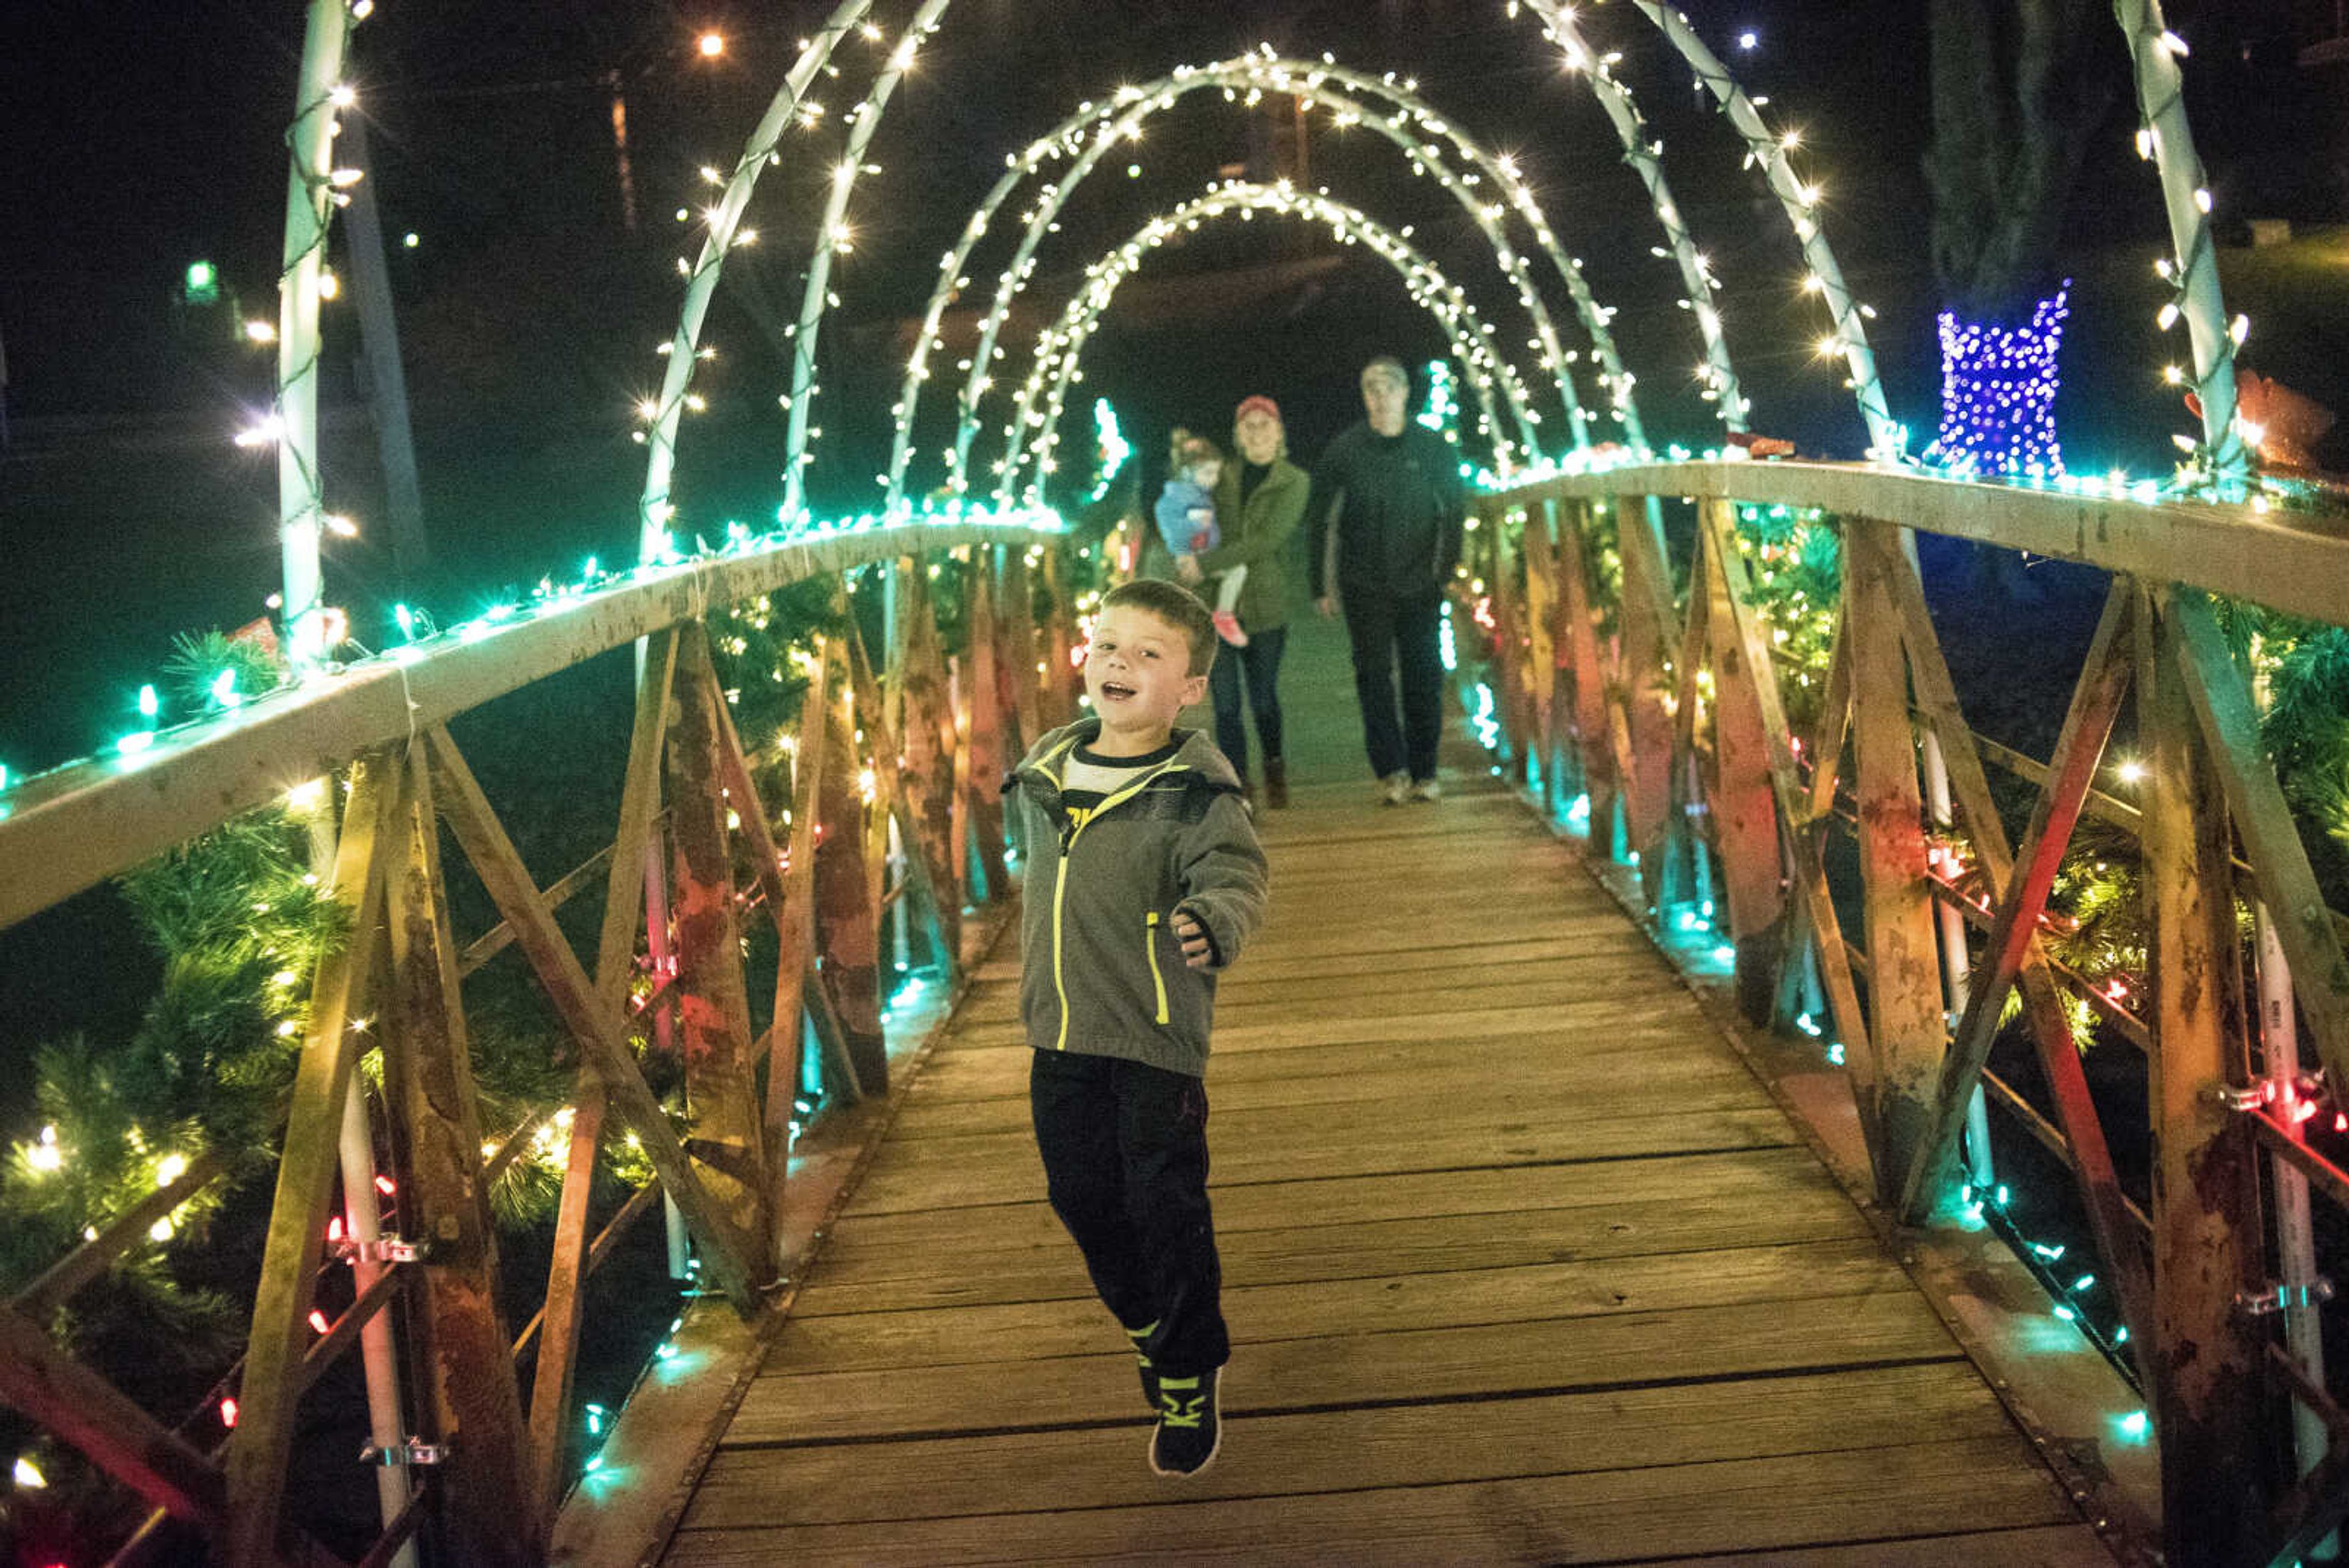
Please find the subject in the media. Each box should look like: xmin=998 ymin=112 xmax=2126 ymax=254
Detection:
xmin=1190 ymin=456 xmax=1223 ymax=489
xmin=1084 ymin=604 xmax=1206 ymax=748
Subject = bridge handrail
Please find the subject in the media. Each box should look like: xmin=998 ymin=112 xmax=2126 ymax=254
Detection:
xmin=1469 ymin=461 xmax=2349 ymax=1564
xmin=0 ymin=519 xmax=1057 ymax=937
xmin=1492 ymin=459 xmax=2349 ymax=628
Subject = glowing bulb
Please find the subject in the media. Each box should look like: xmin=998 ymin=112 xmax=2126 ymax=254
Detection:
xmin=244 ymin=318 xmax=277 ymax=344
xmin=697 ymin=31 xmax=725 ymax=58
xmin=13 ymin=1457 xmax=44 ymax=1488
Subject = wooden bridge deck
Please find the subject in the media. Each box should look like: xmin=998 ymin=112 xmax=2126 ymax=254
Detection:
xmin=659 ymin=620 xmax=2110 ymax=1566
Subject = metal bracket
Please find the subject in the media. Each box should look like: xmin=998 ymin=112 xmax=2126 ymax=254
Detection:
xmin=330 ymin=1235 xmax=420 ymax=1265
xmin=2236 ymin=1279 xmax=2335 ymax=1317
xmin=361 ymin=1440 xmax=447 ymax=1467
xmin=2209 ymin=1082 xmax=2273 ymax=1113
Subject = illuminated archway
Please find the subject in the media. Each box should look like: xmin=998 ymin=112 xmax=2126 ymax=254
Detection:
xmin=992 ymin=182 xmax=1540 ymax=504
xmin=881 ymin=53 xmax=1654 ymax=513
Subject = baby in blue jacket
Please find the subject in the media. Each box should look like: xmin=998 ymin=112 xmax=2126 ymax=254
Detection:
xmin=1153 ymin=435 xmax=1249 ymax=647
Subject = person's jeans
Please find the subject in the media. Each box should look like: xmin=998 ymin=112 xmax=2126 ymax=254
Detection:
xmin=1207 ymin=625 xmax=1286 ymax=777
xmin=1030 ymin=1049 xmax=1228 ymax=1375
xmin=1341 ymin=590 xmax=1445 ymax=781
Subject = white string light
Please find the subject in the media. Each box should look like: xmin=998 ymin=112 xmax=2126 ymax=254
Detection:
xmin=995 ymin=181 xmax=1539 ymax=505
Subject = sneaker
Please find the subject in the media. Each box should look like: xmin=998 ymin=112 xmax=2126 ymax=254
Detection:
xmin=1212 ymin=609 xmax=1249 ymax=648
xmin=1379 ymin=771 xmax=1411 ymax=806
xmin=1410 ymin=776 xmax=1442 ymax=803
xmin=1124 ymin=1321 xmax=1159 ymax=1412
xmin=1149 ymin=1367 xmax=1222 ymax=1477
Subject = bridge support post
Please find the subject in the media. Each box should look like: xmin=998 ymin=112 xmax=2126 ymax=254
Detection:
xmin=2139 ymin=588 xmax=2268 ymax=1567
xmin=670 ymin=628 xmax=774 ymax=1257
xmin=1614 ymin=496 xmax=1681 ymax=914
xmin=1550 ymin=499 xmax=1615 ymax=835
xmin=382 ymin=745 xmax=542 ymax=1567
xmin=1694 ymin=502 xmax=1789 ymax=1025
xmin=964 ymin=550 xmax=1011 ymax=901
xmin=815 ymin=633 xmax=888 ymax=1097
xmin=1844 ymin=521 xmax=1950 ymax=1207
xmin=1518 ymin=500 xmax=1564 ymax=815
xmin=894 ymin=559 xmax=965 ymax=972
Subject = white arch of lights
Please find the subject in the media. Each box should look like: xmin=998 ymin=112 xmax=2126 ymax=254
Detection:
xmin=993 ymin=182 xmax=1537 ymax=505
xmin=777 ymin=0 xmax=952 ymax=521
xmin=1512 ymin=1 xmax=1748 ymax=434
xmin=633 ymin=0 xmax=876 ymax=556
xmin=1603 ymin=1 xmax=1901 ymax=458
xmin=628 ymin=1 xmax=2247 ymax=548
xmin=881 ymin=52 xmax=1656 ymax=515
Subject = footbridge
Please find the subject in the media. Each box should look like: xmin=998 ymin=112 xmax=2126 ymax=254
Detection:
xmin=4 ymin=2 xmax=2349 ymax=1566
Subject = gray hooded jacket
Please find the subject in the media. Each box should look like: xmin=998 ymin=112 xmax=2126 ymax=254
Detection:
xmin=1004 ymin=719 xmax=1269 ymax=1077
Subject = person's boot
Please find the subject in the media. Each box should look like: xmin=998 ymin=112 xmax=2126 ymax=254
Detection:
xmin=1263 ymin=759 xmax=1288 ymax=809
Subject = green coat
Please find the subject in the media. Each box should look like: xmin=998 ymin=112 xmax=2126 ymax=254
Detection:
xmin=1197 ymin=457 xmax=1310 ymax=631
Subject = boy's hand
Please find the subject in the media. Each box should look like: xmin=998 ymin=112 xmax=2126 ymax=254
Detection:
xmin=1172 ymin=910 xmax=1214 ymax=970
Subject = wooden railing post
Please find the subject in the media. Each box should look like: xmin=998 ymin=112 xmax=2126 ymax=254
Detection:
xmin=1003 ymin=546 xmax=1045 ymax=753
xmin=1519 ymin=497 xmax=1564 ymax=812
xmin=964 ymin=548 xmax=1011 ymax=900
xmin=815 ymin=633 xmax=888 ymax=1096
xmin=1551 ymin=497 xmax=1614 ymax=830
xmin=2139 ymin=585 xmax=2268 ymax=1567
xmin=757 ymin=631 xmax=829 ymax=1186
xmin=1694 ymin=501 xmax=1789 ymax=1021
xmin=1841 ymin=519 xmax=1948 ymax=1202
xmin=1040 ymin=546 xmax=1079 ymax=725
xmin=1614 ymin=495 xmax=1681 ymax=912
xmin=382 ymin=743 xmax=540 ymax=1567
xmin=894 ymin=559 xmax=964 ymax=966
xmin=670 ymin=626 xmax=773 ymax=1257
xmin=226 ymin=753 xmax=397 ymax=1568
xmin=525 ymin=630 xmax=673 ymax=1525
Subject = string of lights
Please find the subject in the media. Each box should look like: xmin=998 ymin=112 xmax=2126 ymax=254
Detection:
xmin=880 ymin=50 xmax=1653 ymax=514
xmin=2113 ymin=0 xmax=2248 ymax=486
xmin=777 ymin=0 xmax=952 ymax=522
xmin=1623 ymin=2 xmax=1906 ymax=461
xmin=634 ymin=0 xmax=878 ymax=561
xmin=996 ymin=181 xmax=1540 ymax=503
xmin=1511 ymin=2 xmax=1747 ymax=434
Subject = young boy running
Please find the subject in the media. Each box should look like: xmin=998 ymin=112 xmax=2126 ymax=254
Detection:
xmin=1004 ymin=578 xmax=1269 ymax=1477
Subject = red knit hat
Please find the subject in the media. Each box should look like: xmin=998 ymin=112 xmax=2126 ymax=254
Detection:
xmin=1234 ymin=394 xmax=1282 ymax=425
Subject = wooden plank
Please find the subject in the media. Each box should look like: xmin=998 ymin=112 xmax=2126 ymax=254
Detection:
xmin=689 ymin=1362 xmax=2013 ymax=1528
xmin=770 ymin=1238 xmax=1908 ymax=1374
xmin=726 ymin=1288 xmax=1961 ymax=1444
xmin=424 ymin=726 xmax=770 ymax=1313
xmin=1842 ymin=520 xmax=1946 ymax=1204
xmin=2137 ymin=588 xmax=2266 ymax=1568
xmin=666 ymin=1436 xmax=2076 ymax=1566
xmin=382 ymin=744 xmax=540 ymax=1566
xmin=842 ymin=1105 xmax=1799 ymax=1216
xmin=1698 ymin=501 xmax=1791 ymax=1011
xmin=225 ymin=752 xmax=396 ymax=1568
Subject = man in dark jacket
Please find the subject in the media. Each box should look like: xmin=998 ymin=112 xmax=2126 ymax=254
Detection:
xmin=1307 ymin=355 xmax=1467 ymax=804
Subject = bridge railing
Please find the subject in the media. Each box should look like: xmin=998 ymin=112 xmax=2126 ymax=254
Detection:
xmin=0 ymin=522 xmax=1076 ymax=1566
xmin=1471 ymin=459 xmax=2349 ymax=1567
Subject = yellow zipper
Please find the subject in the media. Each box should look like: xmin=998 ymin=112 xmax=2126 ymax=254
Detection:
xmin=1045 ymin=852 xmax=1069 ymax=1048
xmin=1145 ymin=912 xmax=1170 ymax=1025
xmin=1046 ymin=752 xmax=1187 ymax=1052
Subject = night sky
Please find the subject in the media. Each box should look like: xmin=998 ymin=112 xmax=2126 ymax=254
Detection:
xmin=0 ymin=0 xmax=2329 ymax=770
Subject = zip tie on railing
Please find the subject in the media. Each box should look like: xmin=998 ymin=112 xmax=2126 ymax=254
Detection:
xmin=2237 ymin=1279 xmax=2336 ymax=1318
xmin=361 ymin=1440 xmax=447 ymax=1466
xmin=330 ymin=1235 xmax=420 ymax=1265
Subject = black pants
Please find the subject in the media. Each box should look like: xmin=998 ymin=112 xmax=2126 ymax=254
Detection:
xmin=1208 ymin=624 xmax=1287 ymax=778
xmin=1030 ymin=1049 xmax=1228 ymax=1376
xmin=1341 ymin=590 xmax=1445 ymax=781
